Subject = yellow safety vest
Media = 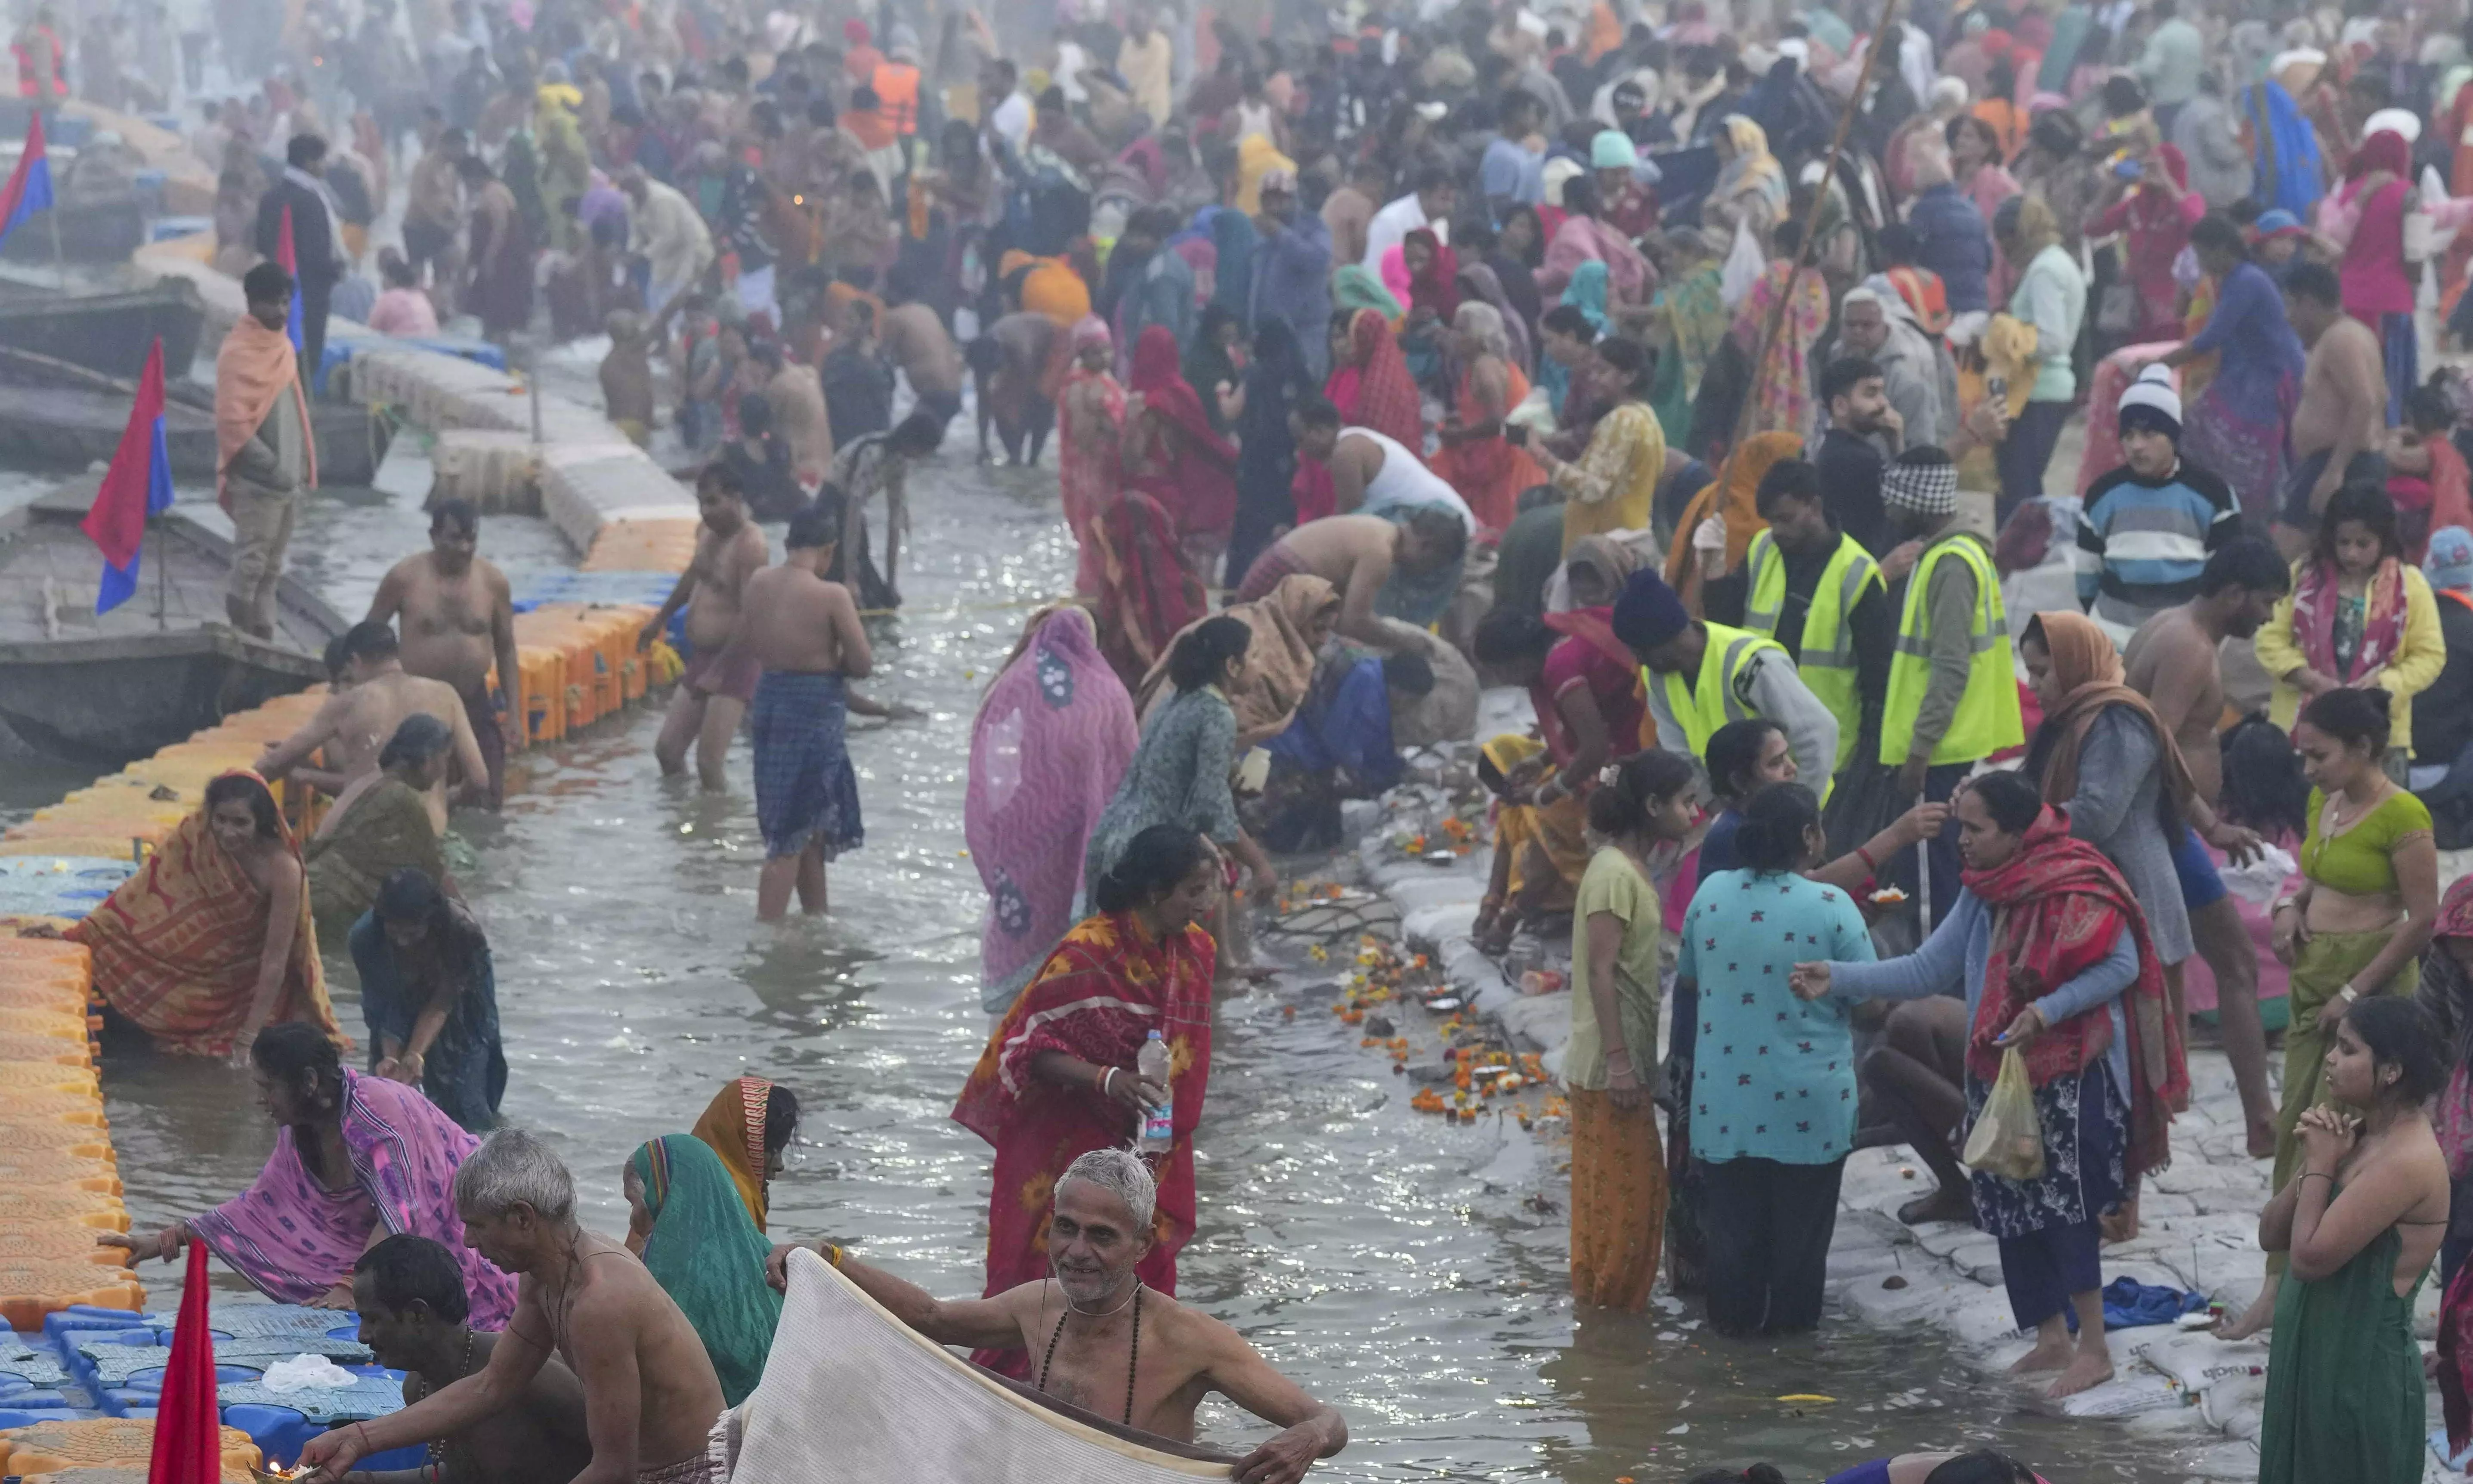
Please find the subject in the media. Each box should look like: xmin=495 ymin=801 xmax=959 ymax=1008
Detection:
xmin=1649 ymin=621 xmax=1790 ymax=761
xmin=1744 ymin=530 xmax=1883 ymax=773
xmin=1879 ymin=534 xmax=2023 ymax=766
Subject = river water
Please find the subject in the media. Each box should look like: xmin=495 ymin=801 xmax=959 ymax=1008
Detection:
xmin=3 ymin=451 xmax=2210 ymax=1482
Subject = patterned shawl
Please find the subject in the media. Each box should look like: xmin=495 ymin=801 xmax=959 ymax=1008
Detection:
xmin=692 ymin=1076 xmax=778 ymax=1233
xmin=1136 ymin=574 xmax=1338 ymax=739
xmin=967 ymin=608 xmax=1141 ymax=1014
xmin=69 ymin=775 xmax=339 ymax=1057
xmin=189 ymin=1067 xmax=517 ymax=1326
xmin=1326 ymin=309 xmax=1422 ymax=448
xmin=2294 ymin=554 xmax=2409 ymax=683
xmin=1961 ymin=805 xmax=2187 ymax=1178
xmin=631 ymin=1134 xmax=783 ymax=1406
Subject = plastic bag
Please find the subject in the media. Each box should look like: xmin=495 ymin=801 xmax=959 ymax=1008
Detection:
xmin=1961 ymin=1045 xmax=2045 ymax=1180
xmin=1719 ymin=217 xmax=1764 ymax=308
xmin=260 ymin=1353 xmax=358 ymax=1393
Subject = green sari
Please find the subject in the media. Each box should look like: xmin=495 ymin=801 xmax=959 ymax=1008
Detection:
xmin=630 ymin=1134 xmax=784 ymax=1405
xmin=1649 ymin=266 xmax=1730 ymax=447
xmin=1330 ymin=264 xmax=1403 ymax=322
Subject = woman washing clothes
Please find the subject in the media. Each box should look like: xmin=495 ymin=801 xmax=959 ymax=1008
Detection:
xmin=98 ymin=1022 xmax=516 ymax=1324
xmin=349 ymin=867 xmax=505 ymax=1133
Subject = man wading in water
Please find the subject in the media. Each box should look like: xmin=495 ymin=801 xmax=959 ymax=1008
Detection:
xmin=765 ymin=1148 xmax=1347 ymax=1484
xmin=364 ymin=498 xmax=523 ymax=808
xmin=300 ymin=1129 xmax=726 ymax=1484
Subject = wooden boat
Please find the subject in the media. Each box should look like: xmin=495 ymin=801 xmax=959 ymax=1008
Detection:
xmin=0 ymin=479 xmax=346 ymax=764
xmin=0 ymin=279 xmax=207 ymax=380
xmin=0 ymin=198 xmax=146 ymax=270
xmin=0 ymin=346 xmax=393 ymax=485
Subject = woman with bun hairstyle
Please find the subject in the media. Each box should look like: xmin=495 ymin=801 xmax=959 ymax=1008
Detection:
xmin=2263 ymin=996 xmax=2450 ymax=1484
xmin=2218 ymin=685 xmax=2441 ymax=1340
xmin=1567 ymin=749 xmax=1698 ymax=1310
xmin=1084 ymin=615 xmax=1279 ymax=918
xmin=1675 ymin=782 xmax=1877 ymax=1335
xmin=1791 ymin=769 xmax=2186 ymax=1399
xmin=952 ymin=822 xmax=1221 ymax=1375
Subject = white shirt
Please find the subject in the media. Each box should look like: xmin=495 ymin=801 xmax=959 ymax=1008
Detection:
xmin=1360 ymin=192 xmax=1447 ymax=275
xmin=988 ymin=90 xmax=1032 ymax=151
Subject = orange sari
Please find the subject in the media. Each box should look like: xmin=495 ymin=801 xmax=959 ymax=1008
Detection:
xmin=692 ymin=1076 xmax=782 ymax=1233
xmin=68 ymin=783 xmax=338 ymax=1057
xmin=1430 ymin=359 xmax=1545 ymax=532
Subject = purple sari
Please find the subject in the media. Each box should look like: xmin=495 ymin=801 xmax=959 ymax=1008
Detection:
xmin=189 ymin=1069 xmax=518 ymax=1327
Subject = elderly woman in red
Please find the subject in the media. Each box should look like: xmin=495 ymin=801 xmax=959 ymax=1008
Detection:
xmin=1125 ymin=324 xmax=1241 ymax=577
xmin=951 ymin=822 xmax=1219 ymax=1379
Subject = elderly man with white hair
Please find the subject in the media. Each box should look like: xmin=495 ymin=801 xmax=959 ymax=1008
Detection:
xmin=1832 ymin=283 xmax=1956 ymax=447
xmin=764 ymin=1148 xmax=1348 ymax=1484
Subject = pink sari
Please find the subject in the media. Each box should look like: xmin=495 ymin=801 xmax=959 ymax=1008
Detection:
xmin=964 ymin=608 xmax=1141 ymax=1016
xmin=189 ymin=1069 xmax=517 ymax=1327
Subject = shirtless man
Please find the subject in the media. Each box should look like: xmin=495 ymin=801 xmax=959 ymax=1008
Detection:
xmin=301 ymin=1130 xmax=726 ymax=1484
xmin=766 ymin=1149 xmax=1345 ymax=1484
xmin=756 ymin=341 xmax=834 ymax=486
xmin=1232 ymin=513 xmax=1466 ymax=649
xmin=640 ymin=465 xmax=770 ymax=790
xmin=2279 ymin=262 xmax=2388 ymax=560
xmin=879 ymin=287 xmax=965 ymax=429
xmin=257 ymin=621 xmax=488 ymax=835
xmin=2124 ymin=536 xmax=2293 ymax=1160
xmin=737 ymin=504 xmax=873 ymax=920
xmin=342 ymin=1234 xmax=590 ymax=1484
xmin=364 ymin=499 xmax=520 ymax=808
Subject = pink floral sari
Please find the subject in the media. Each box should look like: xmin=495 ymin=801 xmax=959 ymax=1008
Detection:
xmin=189 ymin=1069 xmax=518 ymax=1327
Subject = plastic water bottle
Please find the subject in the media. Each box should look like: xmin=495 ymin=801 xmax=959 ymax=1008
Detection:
xmin=1137 ymin=1030 xmax=1174 ymax=1155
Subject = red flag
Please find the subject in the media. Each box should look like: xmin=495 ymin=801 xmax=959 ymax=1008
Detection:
xmin=81 ymin=337 xmax=174 ymax=613
xmin=147 ymin=1234 xmax=220 ymax=1484
xmin=0 ymin=111 xmax=53 ymax=253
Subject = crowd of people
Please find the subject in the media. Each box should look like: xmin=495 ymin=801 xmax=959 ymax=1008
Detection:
xmin=51 ymin=0 xmax=2473 ymax=1471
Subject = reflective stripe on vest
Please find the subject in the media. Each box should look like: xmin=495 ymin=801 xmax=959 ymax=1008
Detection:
xmin=1879 ymin=535 xmax=2025 ymax=766
xmin=1653 ymin=621 xmax=1787 ymax=761
xmin=1743 ymin=532 xmax=1882 ymax=773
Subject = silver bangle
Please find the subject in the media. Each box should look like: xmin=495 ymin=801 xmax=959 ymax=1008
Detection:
xmin=1100 ymin=1067 xmax=1116 ymax=1098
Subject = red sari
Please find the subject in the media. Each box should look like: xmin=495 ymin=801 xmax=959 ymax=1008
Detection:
xmin=952 ymin=911 xmax=1216 ymax=1376
xmin=1323 ymin=309 xmax=1422 ymax=448
xmin=1125 ymin=325 xmax=1239 ymax=556
xmin=1960 ymin=805 xmax=2188 ymax=1179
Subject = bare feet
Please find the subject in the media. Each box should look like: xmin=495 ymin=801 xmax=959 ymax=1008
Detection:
xmin=2044 ymin=1351 xmax=2115 ymax=1399
xmin=2099 ymin=1193 xmax=2141 ymax=1244
xmin=2246 ymin=1116 xmax=2278 ymax=1160
xmin=1898 ymin=1187 xmax=1975 ymax=1226
xmin=2006 ymin=1337 xmax=2074 ymax=1376
xmin=2210 ymin=1277 xmax=2278 ymax=1342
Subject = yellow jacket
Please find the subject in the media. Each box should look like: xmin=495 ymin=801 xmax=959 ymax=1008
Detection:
xmin=2253 ymin=562 xmax=2445 ymax=754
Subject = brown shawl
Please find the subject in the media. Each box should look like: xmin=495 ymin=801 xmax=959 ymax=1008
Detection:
xmin=2027 ymin=611 xmax=2196 ymax=822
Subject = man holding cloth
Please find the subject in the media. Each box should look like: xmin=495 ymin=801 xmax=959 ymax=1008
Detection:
xmin=217 ymin=263 xmax=316 ymax=640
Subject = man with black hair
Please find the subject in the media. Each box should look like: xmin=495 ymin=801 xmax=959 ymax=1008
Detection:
xmin=256 ymin=133 xmax=348 ymax=379
xmin=1250 ymin=168 xmax=1333 ymax=380
xmin=256 ymin=621 xmax=488 ymax=832
xmin=1742 ymin=457 xmax=1891 ymax=786
xmin=2123 ymin=536 xmax=2293 ymax=1157
xmin=718 ymin=393 xmax=806 ymax=520
xmin=981 ymin=57 xmax=1031 ymax=152
xmin=221 ymin=262 xmax=316 ymax=640
xmin=1814 ymin=355 xmax=1900 ymax=556
xmin=352 ymin=1234 xmax=592 ymax=1484
xmin=2281 ymin=260 xmax=2387 ymax=556
xmin=1360 ymin=160 xmax=1457 ymax=274
xmin=1480 ymin=90 xmax=1547 ymax=216
xmin=364 ymin=500 xmax=522 ymax=806
xmin=641 ymin=465 xmax=771 ymax=789
xmin=737 ymin=504 xmax=873 ymax=920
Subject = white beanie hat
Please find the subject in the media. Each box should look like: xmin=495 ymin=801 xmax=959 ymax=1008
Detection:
xmin=2118 ymin=365 xmax=2183 ymax=439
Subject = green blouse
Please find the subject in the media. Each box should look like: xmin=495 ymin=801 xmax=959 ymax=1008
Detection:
xmin=1565 ymin=847 xmax=1665 ymax=1091
xmin=2299 ymin=788 xmax=2433 ymax=898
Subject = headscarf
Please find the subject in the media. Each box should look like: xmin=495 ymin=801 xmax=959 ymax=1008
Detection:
xmin=1325 ymin=309 xmax=1422 ymax=448
xmin=1564 ymin=259 xmax=1612 ymax=331
xmin=1182 ymin=303 xmax=1243 ymax=430
xmin=1715 ymin=115 xmax=1787 ymax=214
xmin=1403 ymin=226 xmax=1460 ymax=320
xmin=1453 ymin=300 xmax=1511 ymax=360
xmin=1562 ymin=534 xmax=1640 ymax=604
xmin=1961 ymin=804 xmax=2187 ymax=1181
xmin=1457 ymin=261 xmax=1534 ymax=371
xmin=2244 ymin=77 xmax=2325 ymax=216
xmin=2346 ymin=125 xmax=2413 ymax=185
xmin=1210 ymin=205 xmax=1259 ymax=315
xmin=2428 ymin=526 xmax=2473 ymax=596
xmin=1663 ymin=429 xmax=1802 ymax=587
xmin=2023 ymin=612 xmax=2197 ymax=829
xmin=1330 ymin=263 xmax=1405 ymax=320
xmin=629 ymin=1134 xmax=783 ymax=1407
xmin=691 ymin=1076 xmax=778 ymax=1231
xmin=1129 ymin=324 xmax=1236 ymax=461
